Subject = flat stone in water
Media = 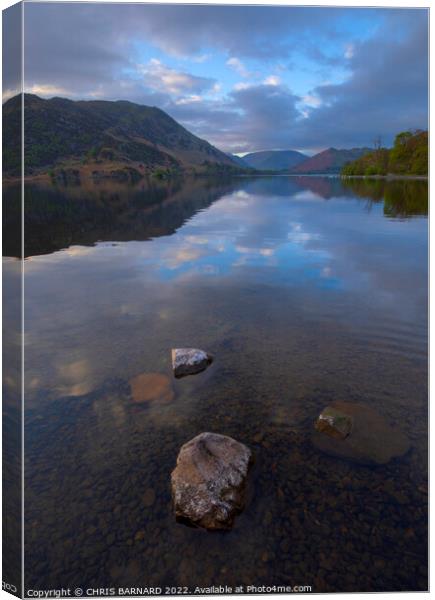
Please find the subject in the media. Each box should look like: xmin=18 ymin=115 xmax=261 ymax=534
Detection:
xmin=315 ymin=406 xmax=353 ymax=439
xmin=171 ymin=348 xmax=213 ymax=378
xmin=129 ymin=373 xmax=174 ymax=404
xmin=312 ymin=401 xmax=410 ymax=465
xmin=171 ymin=432 xmax=252 ymax=530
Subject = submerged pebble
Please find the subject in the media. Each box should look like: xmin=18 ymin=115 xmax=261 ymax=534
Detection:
xmin=129 ymin=373 xmax=174 ymax=404
xmin=312 ymin=401 xmax=411 ymax=465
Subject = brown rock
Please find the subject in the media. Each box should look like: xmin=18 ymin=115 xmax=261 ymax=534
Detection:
xmin=171 ymin=432 xmax=252 ymax=530
xmin=129 ymin=373 xmax=174 ymax=404
xmin=312 ymin=401 xmax=410 ymax=465
xmin=315 ymin=406 xmax=353 ymax=439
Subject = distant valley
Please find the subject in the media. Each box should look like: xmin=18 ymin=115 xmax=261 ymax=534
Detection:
xmin=240 ymin=149 xmax=308 ymax=171
xmin=229 ymin=147 xmax=371 ymax=175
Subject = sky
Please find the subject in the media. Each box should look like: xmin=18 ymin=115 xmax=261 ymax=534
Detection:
xmin=4 ymin=3 xmax=429 ymax=154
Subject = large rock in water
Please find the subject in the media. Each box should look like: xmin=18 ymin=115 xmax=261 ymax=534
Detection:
xmin=315 ymin=405 xmax=353 ymax=439
xmin=171 ymin=432 xmax=252 ymax=530
xmin=171 ymin=348 xmax=213 ymax=378
xmin=312 ymin=401 xmax=410 ymax=465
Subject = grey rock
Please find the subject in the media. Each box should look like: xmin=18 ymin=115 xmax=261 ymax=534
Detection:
xmin=312 ymin=401 xmax=410 ymax=465
xmin=171 ymin=348 xmax=213 ymax=378
xmin=171 ymin=432 xmax=252 ymax=530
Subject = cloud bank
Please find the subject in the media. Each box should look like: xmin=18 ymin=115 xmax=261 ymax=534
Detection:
xmin=14 ymin=4 xmax=428 ymax=153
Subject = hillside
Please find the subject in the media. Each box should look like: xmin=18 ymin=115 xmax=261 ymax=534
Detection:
xmin=292 ymin=147 xmax=370 ymax=174
xmin=3 ymin=94 xmax=239 ymax=177
xmin=226 ymin=153 xmax=251 ymax=168
xmin=242 ymin=149 xmax=307 ymax=171
xmin=341 ymin=130 xmax=428 ymax=177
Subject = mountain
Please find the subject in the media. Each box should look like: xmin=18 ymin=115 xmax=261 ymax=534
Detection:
xmin=3 ymin=94 xmax=239 ymax=177
xmin=242 ymin=149 xmax=308 ymax=171
xmin=291 ymin=147 xmax=371 ymax=174
xmin=341 ymin=130 xmax=428 ymax=177
xmin=226 ymin=153 xmax=251 ymax=168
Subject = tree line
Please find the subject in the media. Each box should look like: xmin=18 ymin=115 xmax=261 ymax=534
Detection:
xmin=342 ymin=130 xmax=428 ymax=177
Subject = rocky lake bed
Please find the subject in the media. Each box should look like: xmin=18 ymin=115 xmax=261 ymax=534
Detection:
xmin=24 ymin=359 xmax=427 ymax=593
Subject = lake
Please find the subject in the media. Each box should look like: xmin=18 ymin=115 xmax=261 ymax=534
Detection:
xmin=3 ymin=175 xmax=428 ymax=593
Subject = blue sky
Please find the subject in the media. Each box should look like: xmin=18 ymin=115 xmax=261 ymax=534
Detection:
xmin=4 ymin=3 xmax=428 ymax=154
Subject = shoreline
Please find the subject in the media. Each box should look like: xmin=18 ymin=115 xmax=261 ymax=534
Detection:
xmin=4 ymin=170 xmax=428 ymax=185
xmin=234 ymin=172 xmax=428 ymax=181
xmin=340 ymin=174 xmax=428 ymax=181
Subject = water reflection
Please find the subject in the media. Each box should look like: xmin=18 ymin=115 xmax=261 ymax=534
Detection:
xmin=3 ymin=258 xmax=22 ymax=594
xmin=4 ymin=178 xmax=238 ymax=258
xmin=341 ymin=177 xmax=428 ymax=217
xmin=2 ymin=176 xmax=428 ymax=259
xmin=15 ymin=175 xmax=427 ymax=593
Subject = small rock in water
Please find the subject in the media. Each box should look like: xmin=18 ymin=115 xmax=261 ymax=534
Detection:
xmin=171 ymin=432 xmax=252 ymax=530
xmin=312 ymin=401 xmax=410 ymax=465
xmin=315 ymin=406 xmax=353 ymax=439
xmin=129 ymin=373 xmax=174 ymax=404
xmin=171 ymin=348 xmax=213 ymax=378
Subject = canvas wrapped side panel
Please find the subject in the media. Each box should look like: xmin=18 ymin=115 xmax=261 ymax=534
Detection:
xmin=3 ymin=2 xmax=23 ymax=597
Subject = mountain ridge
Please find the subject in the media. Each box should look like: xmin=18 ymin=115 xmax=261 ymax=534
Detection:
xmin=230 ymin=147 xmax=371 ymax=174
xmin=242 ymin=149 xmax=308 ymax=171
xmin=3 ymin=93 xmax=240 ymax=177
xmin=292 ymin=147 xmax=371 ymax=174
xmin=3 ymin=94 xmax=379 ymax=179
xmin=226 ymin=153 xmax=251 ymax=168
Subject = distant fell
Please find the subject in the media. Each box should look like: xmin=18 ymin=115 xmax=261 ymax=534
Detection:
xmin=3 ymin=93 xmax=240 ymax=177
xmin=226 ymin=153 xmax=251 ymax=168
xmin=242 ymin=149 xmax=308 ymax=171
xmin=292 ymin=147 xmax=371 ymax=174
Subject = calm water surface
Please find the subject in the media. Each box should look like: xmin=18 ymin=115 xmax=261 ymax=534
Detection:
xmin=4 ymin=176 xmax=428 ymax=592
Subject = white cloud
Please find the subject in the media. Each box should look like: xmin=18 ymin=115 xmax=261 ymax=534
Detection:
xmin=233 ymin=81 xmax=252 ymax=91
xmin=192 ymin=53 xmax=211 ymax=63
xmin=344 ymin=43 xmax=354 ymax=59
xmin=175 ymin=95 xmax=203 ymax=105
xmin=226 ymin=57 xmax=251 ymax=78
xmin=25 ymin=84 xmax=71 ymax=97
xmin=3 ymin=87 xmax=21 ymax=103
xmin=263 ymin=75 xmax=280 ymax=86
xmin=302 ymin=94 xmax=321 ymax=108
xmin=137 ymin=59 xmax=214 ymax=95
